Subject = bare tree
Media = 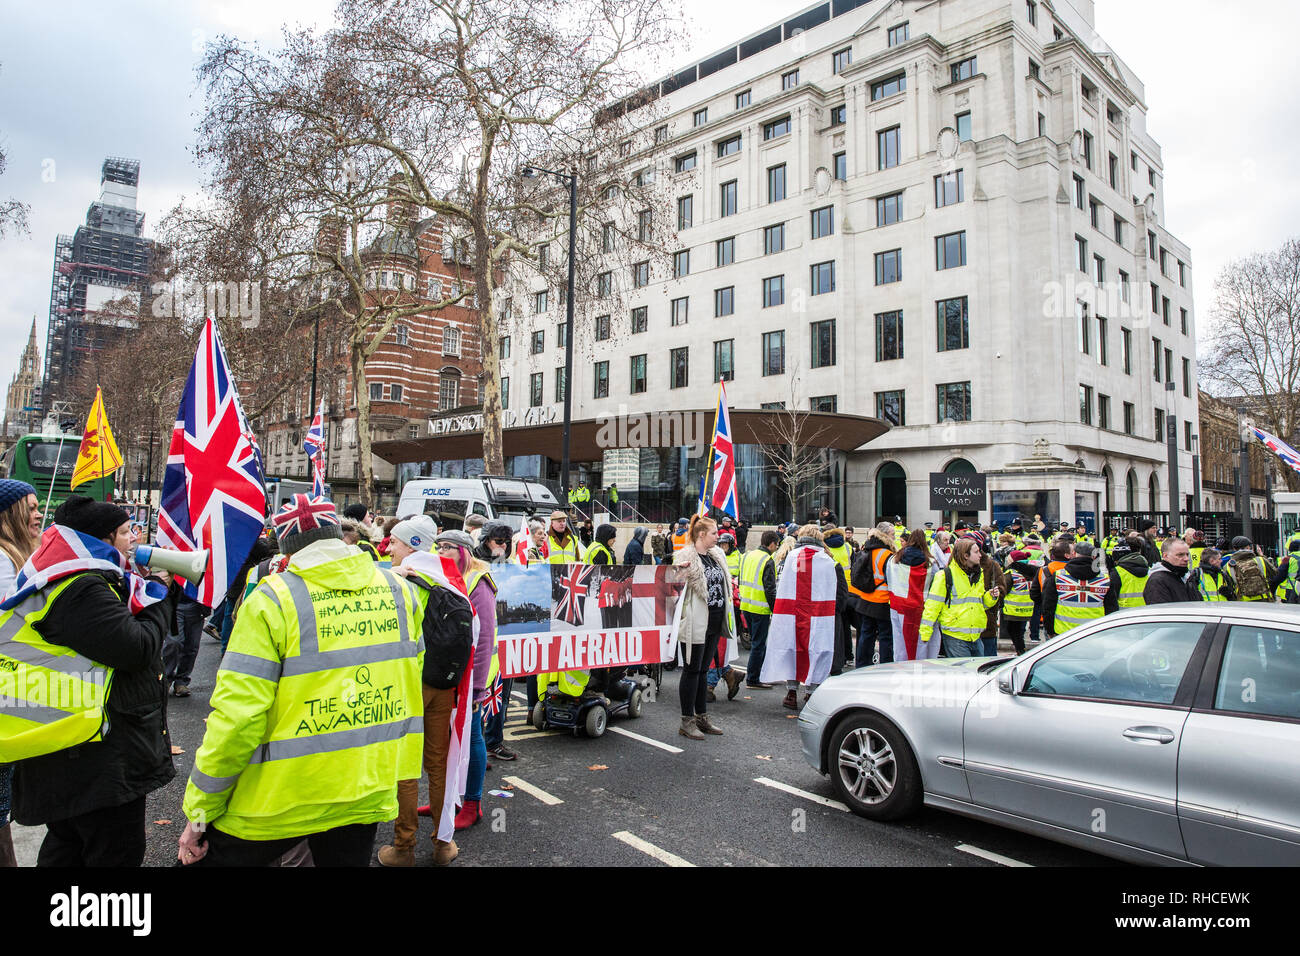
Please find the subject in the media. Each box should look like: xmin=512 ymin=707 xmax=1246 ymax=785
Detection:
xmin=1203 ymin=236 xmax=1300 ymax=490
xmin=755 ymin=366 xmax=834 ymax=524
xmin=0 ymin=62 xmax=30 ymax=240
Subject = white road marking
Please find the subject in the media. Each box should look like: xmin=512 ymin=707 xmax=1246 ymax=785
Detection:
xmin=607 ymin=725 xmax=684 ymax=753
xmin=611 ymin=831 xmax=696 ymax=867
xmin=511 ymin=691 xmax=527 ymax=701
xmin=501 ymin=775 xmax=564 ymax=806
xmin=753 ymin=776 xmax=850 ymax=812
xmin=955 ymin=843 xmax=1034 ymax=867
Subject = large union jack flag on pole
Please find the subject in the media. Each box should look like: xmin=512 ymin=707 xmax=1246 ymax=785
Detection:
xmin=709 ymin=381 xmax=739 ymax=520
xmin=1251 ymin=426 xmax=1300 ymax=477
xmin=304 ymin=398 xmax=327 ymax=498
xmin=157 ymin=318 xmax=266 ymax=608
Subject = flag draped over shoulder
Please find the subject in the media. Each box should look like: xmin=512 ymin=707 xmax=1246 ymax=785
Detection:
xmin=156 ymin=318 xmax=266 ymax=608
xmin=70 ymin=387 xmax=123 ymax=490
xmin=887 ymin=558 xmax=930 ymax=662
xmin=760 ymin=546 xmax=837 ymax=686
xmin=1 ymin=524 xmax=167 ymax=614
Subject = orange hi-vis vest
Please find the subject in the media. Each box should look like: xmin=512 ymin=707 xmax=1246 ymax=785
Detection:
xmin=672 ymin=529 xmax=689 ymax=553
xmin=850 ymin=548 xmax=892 ymax=604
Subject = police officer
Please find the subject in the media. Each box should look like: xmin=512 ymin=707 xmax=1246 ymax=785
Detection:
xmin=178 ymin=494 xmax=424 ymax=866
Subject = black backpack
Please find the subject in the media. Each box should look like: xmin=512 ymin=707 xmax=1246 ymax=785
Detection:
xmin=406 ymin=575 xmax=476 ymax=689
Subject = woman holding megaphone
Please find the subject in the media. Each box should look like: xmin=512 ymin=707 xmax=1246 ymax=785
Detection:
xmin=1 ymin=494 xmax=180 ymax=867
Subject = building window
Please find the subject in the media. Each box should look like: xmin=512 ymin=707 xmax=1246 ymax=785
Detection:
xmin=529 ymin=373 xmax=543 ymax=408
xmin=654 ymin=125 xmax=668 ymax=144
xmin=595 ymin=314 xmax=611 ymax=341
xmin=671 ymin=296 xmax=689 ymax=326
xmin=693 ymin=108 xmax=708 ymax=128
xmin=810 ymin=319 xmax=836 ymax=368
xmin=1149 ymin=229 xmax=1157 ymax=260
xmin=1082 ymin=131 xmax=1093 ymax=170
xmin=631 ymin=306 xmax=648 ymax=334
xmin=677 ymin=195 xmax=693 ymax=230
xmin=1123 ymin=401 xmax=1135 ymax=435
xmin=951 ymin=57 xmax=977 ymax=83
xmin=810 ymin=395 xmax=838 ymax=413
xmin=713 ymin=340 xmax=735 ymax=382
xmin=1094 ymin=254 xmax=1105 ymax=284
xmin=875 ymin=311 xmax=903 ymax=362
xmin=1180 ymin=308 xmax=1188 ymax=335
xmin=1078 ymin=301 xmax=1091 ymax=355
xmin=531 ymin=330 xmax=544 ymax=354
xmin=955 ymin=112 xmax=972 ymax=142
xmin=762 ymin=275 xmax=785 ymax=308
xmin=556 ymin=323 xmax=568 ymax=350
xmin=936 ymin=231 xmax=967 ymax=270
xmin=638 ymin=209 xmax=652 ymax=242
xmin=1098 ymin=315 xmax=1109 ymax=366
xmin=1029 ymin=59 xmax=1041 ymax=81
xmin=1153 ymin=336 xmax=1162 ymax=382
xmin=393 ymin=323 xmax=409 ymax=346
xmin=832 ymin=47 xmax=852 ymax=73
xmin=714 ymin=286 xmax=735 ymax=317
xmin=720 ymin=180 xmax=738 ymax=217
xmin=427 ymin=276 xmax=443 ymax=299
xmin=875 ymin=192 xmax=902 ymax=226
xmin=833 ymin=152 xmax=847 ymax=181
xmin=763 ymin=116 xmax=792 ymax=141
xmin=810 ymin=261 xmax=835 ymax=296
xmin=1178 ymin=260 xmax=1187 ymax=287
xmin=537 ymin=244 xmax=549 ymax=270
xmin=554 ymin=367 xmax=567 ymax=403
xmin=1089 ymin=197 xmax=1100 ymax=228
xmin=670 ymin=347 xmax=689 ymax=388
xmin=782 ymin=69 xmax=799 ymax=90
xmin=673 ymin=249 xmax=690 ymax=278
xmin=1099 ymin=394 xmax=1111 ymax=430
xmin=369 ymin=382 xmax=383 ymax=402
xmin=1079 ymin=384 xmax=1093 ymax=425
xmin=875 ymin=249 xmax=902 ymax=285
xmin=811 ymin=205 xmax=835 ymax=238
xmin=937 ymin=382 xmax=972 ymax=422
xmin=876 ymin=390 xmax=905 ymax=426
xmin=1121 ymin=327 xmax=1132 ymax=374
xmin=500 ymin=335 xmax=511 ymax=360
xmin=717 ymin=135 xmax=742 ymax=158
xmin=1037 ymin=112 xmax=1046 ymax=137
xmin=632 ymin=261 xmax=649 ymax=288
xmin=735 ymin=89 xmax=751 ymax=109
xmin=935 ymin=170 xmax=963 ymax=207
xmin=500 ymin=376 xmax=509 ymax=411
xmin=1160 ymin=247 xmax=1169 ymax=276
xmin=762 ymin=331 xmax=785 ymax=376
xmin=937 ymin=296 xmax=969 ymax=352
xmin=1151 ymin=281 xmax=1160 ymax=314
xmin=439 ymin=372 xmax=460 ymax=411
xmin=1026 ymin=0 xmax=1037 ymax=25
xmin=888 ymin=22 xmax=909 ymax=46
xmin=593 ymin=360 xmax=609 ymax=398
xmin=534 ymin=290 xmax=548 ymax=313
xmin=767 ymin=163 xmax=787 ymax=203
xmin=1165 ymin=347 xmax=1173 ymax=384
xmin=1155 ymin=407 xmax=1165 ymax=442
xmin=1108 ymin=152 xmax=1119 ymax=189
xmin=597 ymin=271 xmax=612 ymax=297
xmin=830 ymin=104 xmax=847 ymax=127
xmin=1073 ymin=174 xmax=1085 ymax=210
xmin=1119 ymin=270 xmax=1130 ymax=301
xmin=877 ymin=126 xmax=900 ymax=169
xmin=1113 ymin=215 xmax=1125 ymax=245
xmin=1162 ymin=296 xmax=1170 ymax=326
xmin=871 ymin=72 xmax=906 ymax=101
xmin=716 ymin=236 xmax=735 ymax=266
xmin=674 ymin=152 xmax=698 ymax=174
xmin=630 ymin=354 xmax=647 ymax=394
xmin=763 ymin=223 xmax=786 ymax=255
xmin=1182 ymin=356 xmax=1191 ymax=397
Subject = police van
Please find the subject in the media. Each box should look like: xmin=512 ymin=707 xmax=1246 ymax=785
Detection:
xmin=395 ymin=475 xmax=559 ymax=531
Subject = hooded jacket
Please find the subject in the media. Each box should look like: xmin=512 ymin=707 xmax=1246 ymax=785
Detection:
xmin=1144 ymin=560 xmax=1198 ymax=604
xmin=623 ymin=527 xmax=649 ymax=566
xmin=1107 ymin=550 xmax=1150 ymax=604
xmin=588 ymin=524 xmax=619 ymax=565
xmin=1042 ymin=553 xmax=1119 ymax=635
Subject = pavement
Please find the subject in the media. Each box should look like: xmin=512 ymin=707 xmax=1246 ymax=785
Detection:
xmin=97 ymin=631 xmax=1115 ymax=869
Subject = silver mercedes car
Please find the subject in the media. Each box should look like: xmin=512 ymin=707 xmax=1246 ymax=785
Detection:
xmin=799 ymin=603 xmax=1300 ymax=866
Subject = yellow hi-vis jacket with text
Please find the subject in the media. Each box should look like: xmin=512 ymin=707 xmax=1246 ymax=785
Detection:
xmin=183 ymin=547 xmax=424 ymax=840
xmin=0 ymin=576 xmax=113 ymax=761
xmin=919 ymin=565 xmax=997 ymax=644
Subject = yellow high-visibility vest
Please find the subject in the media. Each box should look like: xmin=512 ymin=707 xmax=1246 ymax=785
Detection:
xmin=738 ymin=550 xmax=773 ymax=614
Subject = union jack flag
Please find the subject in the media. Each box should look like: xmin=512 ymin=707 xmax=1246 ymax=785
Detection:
xmin=304 ymin=399 xmax=327 ymax=497
xmin=1252 ymin=426 xmax=1300 ymax=476
xmin=555 ymin=564 xmax=595 ymax=626
xmin=1055 ymin=572 xmax=1109 ymax=604
xmin=484 ymin=674 xmax=504 ymax=716
xmin=710 ymin=381 xmax=739 ymax=520
xmin=157 ymin=318 xmax=266 ymax=608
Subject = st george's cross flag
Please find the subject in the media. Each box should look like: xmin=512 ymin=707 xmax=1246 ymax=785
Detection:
xmin=304 ymin=399 xmax=328 ymax=498
xmin=760 ymin=545 xmax=838 ymax=686
xmin=887 ymin=558 xmax=930 ymax=662
xmin=1252 ymin=426 xmax=1300 ymax=477
xmin=709 ymin=381 xmax=739 ymax=520
xmin=156 ymin=318 xmax=266 ymax=608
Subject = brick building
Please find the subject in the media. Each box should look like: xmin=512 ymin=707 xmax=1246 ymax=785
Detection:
xmin=1198 ymin=389 xmax=1269 ymax=517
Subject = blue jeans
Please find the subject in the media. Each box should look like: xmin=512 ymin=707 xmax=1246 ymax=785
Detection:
xmin=164 ymin=596 xmax=209 ymax=687
xmin=855 ymin=613 xmax=893 ymax=667
xmin=483 ymin=678 xmax=512 ymax=750
xmin=978 ymin=634 xmax=998 ymax=657
xmin=942 ymin=635 xmax=982 ymax=658
xmin=464 ymin=707 xmax=486 ymax=802
xmin=746 ymin=614 xmax=770 ymax=684
xmin=1029 ymin=601 xmax=1042 ymax=642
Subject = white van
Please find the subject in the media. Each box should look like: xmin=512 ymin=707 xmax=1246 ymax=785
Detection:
xmin=395 ymin=475 xmax=560 ymax=531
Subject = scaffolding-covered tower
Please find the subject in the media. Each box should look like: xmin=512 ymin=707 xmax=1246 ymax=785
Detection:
xmin=42 ymin=157 xmax=153 ymax=412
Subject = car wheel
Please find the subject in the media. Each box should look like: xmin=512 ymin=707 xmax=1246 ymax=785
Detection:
xmin=826 ymin=713 xmax=922 ymax=821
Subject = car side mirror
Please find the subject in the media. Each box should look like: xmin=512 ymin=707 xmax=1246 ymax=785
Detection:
xmin=998 ymin=663 xmax=1027 ymax=696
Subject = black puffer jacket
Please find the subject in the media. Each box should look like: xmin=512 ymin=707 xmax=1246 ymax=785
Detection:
xmin=12 ymin=570 xmax=179 ymax=825
xmin=849 ymin=535 xmax=894 ymax=620
xmin=1144 ymin=561 xmax=1198 ymax=604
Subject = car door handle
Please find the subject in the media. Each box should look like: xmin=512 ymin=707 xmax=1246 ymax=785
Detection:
xmin=1123 ymin=726 xmax=1175 ymax=744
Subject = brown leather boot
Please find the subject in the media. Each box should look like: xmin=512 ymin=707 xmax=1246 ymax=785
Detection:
xmin=695 ymin=712 xmax=723 ymax=735
xmin=433 ymin=839 xmax=459 ymax=866
xmin=377 ymin=844 xmax=415 ymax=867
xmin=724 ymin=669 xmax=744 ymax=700
xmin=679 ymin=716 xmax=705 ymax=740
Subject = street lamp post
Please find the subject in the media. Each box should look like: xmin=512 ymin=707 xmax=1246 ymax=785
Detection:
xmin=522 ymin=164 xmax=578 ymax=506
xmin=1239 ymin=418 xmax=1253 ymax=542
xmin=1165 ymin=380 xmax=1179 ymax=532
xmin=1191 ymin=433 xmax=1201 ymax=513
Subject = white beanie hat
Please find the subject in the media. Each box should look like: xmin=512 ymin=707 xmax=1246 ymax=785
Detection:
xmin=390 ymin=515 xmax=439 ymax=552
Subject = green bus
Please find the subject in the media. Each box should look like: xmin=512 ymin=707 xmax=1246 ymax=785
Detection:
xmin=0 ymin=433 xmax=116 ymax=516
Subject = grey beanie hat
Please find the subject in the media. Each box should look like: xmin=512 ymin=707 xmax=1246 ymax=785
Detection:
xmin=436 ymin=529 xmax=476 ymax=551
xmin=391 ymin=515 xmax=438 ymax=552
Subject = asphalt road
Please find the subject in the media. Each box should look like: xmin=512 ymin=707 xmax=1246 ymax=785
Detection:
xmin=10 ymin=632 xmax=1099 ymax=869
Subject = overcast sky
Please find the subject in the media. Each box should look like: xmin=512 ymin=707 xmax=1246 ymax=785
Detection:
xmin=1 ymin=0 xmax=1296 ymax=408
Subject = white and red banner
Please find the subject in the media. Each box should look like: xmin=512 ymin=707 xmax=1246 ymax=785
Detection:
xmin=761 ymin=545 xmax=837 ymax=686
xmin=491 ymin=563 xmax=685 ymax=679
